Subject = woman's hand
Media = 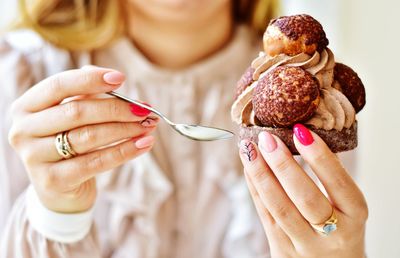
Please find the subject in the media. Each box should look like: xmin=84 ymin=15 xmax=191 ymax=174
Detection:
xmin=8 ymin=67 xmax=158 ymax=213
xmin=239 ymin=124 xmax=368 ymax=258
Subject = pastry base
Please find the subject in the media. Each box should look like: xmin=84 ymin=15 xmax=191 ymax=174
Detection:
xmin=239 ymin=121 xmax=357 ymax=155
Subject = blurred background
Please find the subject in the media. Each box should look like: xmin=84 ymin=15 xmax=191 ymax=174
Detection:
xmin=1 ymin=0 xmax=399 ymax=257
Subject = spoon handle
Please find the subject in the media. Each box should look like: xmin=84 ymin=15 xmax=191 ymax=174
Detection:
xmin=106 ymin=91 xmax=165 ymax=119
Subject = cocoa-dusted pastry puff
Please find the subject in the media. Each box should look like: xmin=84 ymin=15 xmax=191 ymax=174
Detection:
xmin=231 ymin=14 xmax=366 ymax=154
xmin=253 ymin=66 xmax=320 ymax=127
xmin=333 ymin=63 xmax=366 ymax=113
xmin=263 ymin=14 xmax=329 ymax=56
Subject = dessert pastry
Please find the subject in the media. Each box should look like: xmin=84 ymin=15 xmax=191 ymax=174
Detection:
xmin=333 ymin=63 xmax=366 ymax=113
xmin=231 ymin=14 xmax=366 ymax=154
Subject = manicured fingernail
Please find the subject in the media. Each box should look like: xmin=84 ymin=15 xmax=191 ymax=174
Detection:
xmin=135 ymin=135 xmax=155 ymax=149
xmin=140 ymin=117 xmax=159 ymax=127
xmin=293 ymin=124 xmax=314 ymax=146
xmin=239 ymin=140 xmax=258 ymax=162
xmin=103 ymin=71 xmax=125 ymax=85
xmin=258 ymin=131 xmax=277 ymax=153
xmin=129 ymin=102 xmax=151 ymax=117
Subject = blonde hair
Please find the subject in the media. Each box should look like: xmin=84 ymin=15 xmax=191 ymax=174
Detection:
xmin=13 ymin=0 xmax=280 ymax=51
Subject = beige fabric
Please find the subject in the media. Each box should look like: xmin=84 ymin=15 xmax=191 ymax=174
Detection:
xmin=0 ymin=27 xmax=271 ymax=258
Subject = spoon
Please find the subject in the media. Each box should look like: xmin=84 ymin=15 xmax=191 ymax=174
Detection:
xmin=107 ymin=91 xmax=234 ymax=141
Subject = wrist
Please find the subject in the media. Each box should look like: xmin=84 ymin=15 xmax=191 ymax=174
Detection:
xmin=35 ymin=179 xmax=97 ymax=213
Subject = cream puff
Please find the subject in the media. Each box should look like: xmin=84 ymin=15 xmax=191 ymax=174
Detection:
xmin=231 ymin=14 xmax=366 ymax=154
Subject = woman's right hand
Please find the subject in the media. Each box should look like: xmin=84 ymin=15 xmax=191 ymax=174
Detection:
xmin=8 ymin=67 xmax=158 ymax=213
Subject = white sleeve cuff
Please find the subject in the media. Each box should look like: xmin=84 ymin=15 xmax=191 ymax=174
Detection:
xmin=26 ymin=185 xmax=94 ymax=243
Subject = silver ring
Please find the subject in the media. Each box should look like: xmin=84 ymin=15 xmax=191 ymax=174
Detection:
xmin=55 ymin=131 xmax=77 ymax=159
xmin=310 ymin=209 xmax=338 ymax=235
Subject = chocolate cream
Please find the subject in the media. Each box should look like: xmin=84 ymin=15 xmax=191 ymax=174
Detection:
xmin=231 ymin=48 xmax=356 ymax=130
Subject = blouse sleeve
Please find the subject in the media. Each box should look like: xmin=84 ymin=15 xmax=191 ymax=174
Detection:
xmin=0 ymin=32 xmax=101 ymax=258
xmin=0 ymin=36 xmax=33 ymax=235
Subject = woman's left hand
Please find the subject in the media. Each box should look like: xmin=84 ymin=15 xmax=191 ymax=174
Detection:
xmin=238 ymin=124 xmax=368 ymax=258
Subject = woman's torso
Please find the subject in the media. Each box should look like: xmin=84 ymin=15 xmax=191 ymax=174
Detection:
xmin=0 ymin=26 xmax=271 ymax=258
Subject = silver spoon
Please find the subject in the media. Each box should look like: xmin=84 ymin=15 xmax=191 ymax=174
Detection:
xmin=107 ymin=91 xmax=234 ymax=141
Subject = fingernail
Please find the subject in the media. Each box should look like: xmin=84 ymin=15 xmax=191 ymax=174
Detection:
xmin=129 ymin=102 xmax=151 ymax=117
xmin=258 ymin=131 xmax=277 ymax=153
xmin=103 ymin=71 xmax=125 ymax=85
xmin=239 ymin=140 xmax=258 ymax=162
xmin=293 ymin=124 xmax=314 ymax=146
xmin=135 ymin=135 xmax=155 ymax=149
xmin=140 ymin=117 xmax=159 ymax=127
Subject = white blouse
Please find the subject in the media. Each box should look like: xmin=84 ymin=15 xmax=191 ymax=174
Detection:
xmin=0 ymin=26 xmax=272 ymax=258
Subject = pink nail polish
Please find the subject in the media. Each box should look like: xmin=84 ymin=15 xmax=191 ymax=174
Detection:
xmin=135 ymin=135 xmax=155 ymax=149
xmin=103 ymin=71 xmax=125 ymax=85
xmin=140 ymin=117 xmax=159 ymax=127
xmin=258 ymin=131 xmax=277 ymax=153
xmin=239 ymin=140 xmax=257 ymax=162
xmin=293 ymin=124 xmax=314 ymax=146
xmin=130 ymin=102 xmax=151 ymax=117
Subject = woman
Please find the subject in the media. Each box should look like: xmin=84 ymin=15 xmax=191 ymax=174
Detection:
xmin=0 ymin=0 xmax=367 ymax=257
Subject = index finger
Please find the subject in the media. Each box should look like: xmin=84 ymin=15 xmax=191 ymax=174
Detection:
xmin=18 ymin=67 xmax=125 ymax=112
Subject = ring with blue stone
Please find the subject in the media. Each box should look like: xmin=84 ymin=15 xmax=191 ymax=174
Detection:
xmin=310 ymin=209 xmax=338 ymax=235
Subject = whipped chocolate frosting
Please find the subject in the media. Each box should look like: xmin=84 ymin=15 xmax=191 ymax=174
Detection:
xmin=231 ymin=48 xmax=356 ymax=130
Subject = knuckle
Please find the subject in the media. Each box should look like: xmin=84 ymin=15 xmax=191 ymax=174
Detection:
xmin=86 ymin=151 xmax=105 ymax=171
xmin=22 ymin=149 xmax=38 ymax=165
xmin=359 ymin=206 xmax=369 ymax=222
xmin=8 ymin=124 xmax=24 ymax=148
xmin=331 ymin=175 xmax=348 ymax=189
xmin=48 ymin=74 xmax=63 ymax=93
xmin=274 ymin=158 xmax=291 ymax=174
xmin=312 ymin=151 xmax=334 ymax=166
xmin=299 ymin=194 xmax=320 ymax=211
xmin=294 ymin=246 xmax=310 ymax=258
xmin=41 ymin=169 xmax=58 ymax=190
xmin=120 ymin=122 xmax=133 ymax=132
xmin=249 ymin=166 xmax=268 ymax=184
xmin=80 ymin=70 xmax=96 ymax=86
xmin=107 ymin=100 xmax=123 ymax=118
xmin=111 ymin=144 xmax=128 ymax=162
xmin=9 ymin=101 xmax=18 ymax=114
xmin=10 ymin=100 xmax=22 ymax=115
xmin=273 ymin=202 xmax=291 ymax=219
xmin=335 ymin=235 xmax=350 ymax=250
xmin=63 ymin=101 xmax=83 ymax=120
xmin=77 ymin=126 xmax=96 ymax=146
xmin=355 ymin=197 xmax=369 ymax=221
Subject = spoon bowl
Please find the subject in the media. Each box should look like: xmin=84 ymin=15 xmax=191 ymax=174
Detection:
xmin=174 ymin=124 xmax=234 ymax=141
xmin=107 ymin=91 xmax=234 ymax=141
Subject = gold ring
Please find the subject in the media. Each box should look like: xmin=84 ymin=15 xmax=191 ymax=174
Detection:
xmin=310 ymin=209 xmax=338 ymax=235
xmin=55 ymin=131 xmax=77 ymax=159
